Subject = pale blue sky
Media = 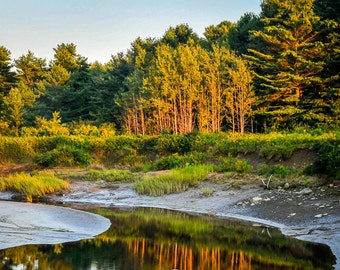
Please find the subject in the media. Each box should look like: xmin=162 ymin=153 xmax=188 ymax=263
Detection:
xmin=1 ymin=0 xmax=261 ymax=63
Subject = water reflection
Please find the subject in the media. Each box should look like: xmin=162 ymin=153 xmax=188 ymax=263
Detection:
xmin=0 ymin=207 xmax=335 ymax=270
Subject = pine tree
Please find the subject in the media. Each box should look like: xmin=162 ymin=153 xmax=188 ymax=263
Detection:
xmin=247 ymin=0 xmax=333 ymax=129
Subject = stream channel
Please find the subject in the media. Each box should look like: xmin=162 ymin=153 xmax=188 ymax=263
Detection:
xmin=0 ymin=203 xmax=336 ymax=270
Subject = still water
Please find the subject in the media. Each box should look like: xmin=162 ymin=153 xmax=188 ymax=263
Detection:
xmin=0 ymin=207 xmax=335 ymax=270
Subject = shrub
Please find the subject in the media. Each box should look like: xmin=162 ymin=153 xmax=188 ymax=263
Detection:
xmin=270 ymin=165 xmax=292 ymax=177
xmin=69 ymin=122 xmax=100 ymax=136
xmin=152 ymin=152 xmax=207 ymax=170
xmin=155 ymin=134 xmax=191 ymax=155
xmin=214 ymin=157 xmax=252 ymax=173
xmin=307 ymin=140 xmax=340 ymax=180
xmin=35 ymin=112 xmax=69 ymax=136
xmin=34 ymin=144 xmax=92 ymax=167
xmin=0 ymin=137 xmax=38 ymax=163
xmin=0 ymin=121 xmax=10 ymax=136
xmin=99 ymin=123 xmax=116 ymax=138
xmin=153 ymin=154 xmax=183 ymax=170
xmin=102 ymin=136 xmax=140 ymax=163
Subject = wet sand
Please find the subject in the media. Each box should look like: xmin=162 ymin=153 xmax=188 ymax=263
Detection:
xmin=0 ymin=201 xmax=111 ymax=250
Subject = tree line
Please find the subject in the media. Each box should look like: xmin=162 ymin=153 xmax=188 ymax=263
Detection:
xmin=0 ymin=0 xmax=339 ymax=136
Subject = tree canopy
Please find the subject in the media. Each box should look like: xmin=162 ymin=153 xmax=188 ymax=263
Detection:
xmin=0 ymin=0 xmax=338 ymax=136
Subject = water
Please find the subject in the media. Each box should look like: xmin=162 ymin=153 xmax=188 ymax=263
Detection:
xmin=0 ymin=207 xmax=336 ymax=270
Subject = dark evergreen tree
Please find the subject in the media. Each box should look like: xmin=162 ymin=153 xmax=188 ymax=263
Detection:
xmin=228 ymin=13 xmax=263 ymax=56
xmin=0 ymin=46 xmax=16 ymax=114
xmin=246 ymin=0 xmax=335 ymax=130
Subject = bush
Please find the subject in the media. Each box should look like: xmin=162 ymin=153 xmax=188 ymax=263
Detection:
xmin=155 ymin=134 xmax=191 ymax=155
xmin=34 ymin=144 xmax=92 ymax=167
xmin=307 ymin=140 xmax=340 ymax=180
xmin=152 ymin=152 xmax=207 ymax=170
xmin=214 ymin=157 xmax=252 ymax=173
xmin=69 ymin=122 xmax=100 ymax=136
xmin=0 ymin=137 xmax=38 ymax=163
xmin=270 ymin=165 xmax=292 ymax=177
xmin=153 ymin=154 xmax=183 ymax=170
xmin=102 ymin=136 xmax=140 ymax=163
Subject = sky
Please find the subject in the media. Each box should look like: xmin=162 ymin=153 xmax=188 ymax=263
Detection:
xmin=0 ymin=0 xmax=261 ymax=63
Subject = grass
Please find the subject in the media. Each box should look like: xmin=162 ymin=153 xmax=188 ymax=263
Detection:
xmin=201 ymin=187 xmax=214 ymax=196
xmin=133 ymin=165 xmax=213 ymax=196
xmin=0 ymin=171 xmax=69 ymax=201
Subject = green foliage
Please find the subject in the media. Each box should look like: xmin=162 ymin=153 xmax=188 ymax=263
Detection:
xmin=0 ymin=131 xmax=337 ymax=180
xmin=0 ymin=171 xmax=69 ymax=201
xmin=270 ymin=165 xmax=292 ymax=177
xmin=2 ymin=87 xmax=25 ymax=136
xmin=307 ymin=140 xmax=340 ymax=180
xmin=214 ymin=157 xmax=253 ymax=173
xmin=258 ymin=164 xmax=295 ymax=178
xmin=155 ymin=135 xmax=191 ymax=155
xmin=246 ymin=0 xmax=338 ymax=130
xmin=34 ymin=144 xmax=92 ymax=167
xmin=0 ymin=121 xmax=10 ymax=136
xmin=101 ymin=136 xmax=140 ymax=164
xmin=0 ymin=137 xmax=38 ymax=163
xmin=1 ymin=1 xmax=339 ymax=134
xmin=35 ymin=111 xmax=69 ymax=136
xmin=69 ymin=121 xmax=99 ymax=136
xmin=152 ymin=152 xmax=206 ymax=170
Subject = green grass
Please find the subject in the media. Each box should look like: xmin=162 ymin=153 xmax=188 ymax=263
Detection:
xmin=0 ymin=171 xmax=69 ymax=201
xmin=133 ymin=165 xmax=213 ymax=196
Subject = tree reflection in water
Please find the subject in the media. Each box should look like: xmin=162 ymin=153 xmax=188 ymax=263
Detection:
xmin=0 ymin=207 xmax=335 ymax=270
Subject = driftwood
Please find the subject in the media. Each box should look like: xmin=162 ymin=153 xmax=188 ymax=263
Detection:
xmin=261 ymin=174 xmax=273 ymax=189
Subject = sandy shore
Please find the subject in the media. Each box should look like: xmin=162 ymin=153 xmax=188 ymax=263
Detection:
xmin=1 ymin=180 xmax=339 ymax=268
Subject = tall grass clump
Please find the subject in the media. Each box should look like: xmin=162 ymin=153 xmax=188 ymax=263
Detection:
xmin=134 ymin=165 xmax=212 ymax=196
xmin=0 ymin=171 xmax=69 ymax=201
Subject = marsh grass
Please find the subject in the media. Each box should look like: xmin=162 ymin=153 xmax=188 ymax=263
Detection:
xmin=201 ymin=187 xmax=214 ymax=196
xmin=134 ymin=165 xmax=213 ymax=196
xmin=0 ymin=171 xmax=69 ymax=201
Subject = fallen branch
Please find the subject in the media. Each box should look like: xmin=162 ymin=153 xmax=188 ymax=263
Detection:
xmin=261 ymin=174 xmax=273 ymax=189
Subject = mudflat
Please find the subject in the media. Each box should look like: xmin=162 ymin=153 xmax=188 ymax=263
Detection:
xmin=0 ymin=201 xmax=111 ymax=250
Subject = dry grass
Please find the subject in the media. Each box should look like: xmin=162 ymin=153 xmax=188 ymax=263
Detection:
xmin=0 ymin=171 xmax=69 ymax=201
